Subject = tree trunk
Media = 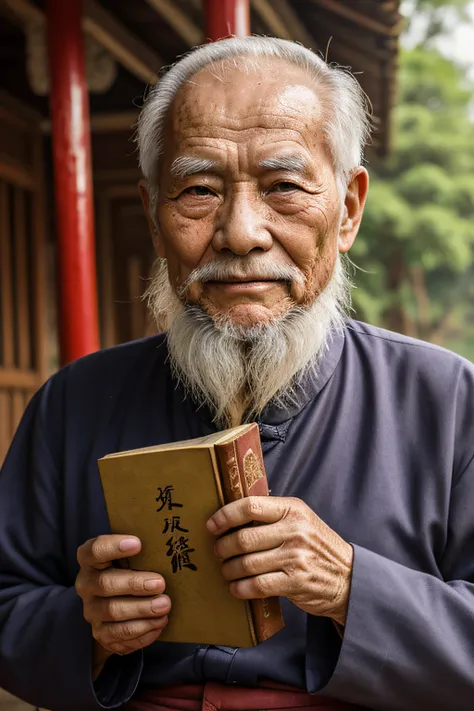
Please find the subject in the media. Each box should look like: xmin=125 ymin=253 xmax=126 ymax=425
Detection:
xmin=409 ymin=265 xmax=431 ymax=339
xmin=384 ymin=250 xmax=414 ymax=336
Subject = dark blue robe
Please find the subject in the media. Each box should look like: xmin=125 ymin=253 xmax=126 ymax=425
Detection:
xmin=1 ymin=321 xmax=474 ymax=711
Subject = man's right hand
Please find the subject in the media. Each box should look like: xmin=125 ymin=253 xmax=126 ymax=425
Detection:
xmin=75 ymin=535 xmax=171 ymax=678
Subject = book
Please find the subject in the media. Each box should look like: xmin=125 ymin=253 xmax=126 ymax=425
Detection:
xmin=98 ymin=423 xmax=284 ymax=647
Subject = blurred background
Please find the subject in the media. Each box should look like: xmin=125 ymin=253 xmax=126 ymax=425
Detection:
xmin=0 ymin=1 xmax=473 ymax=707
xmin=355 ymin=0 xmax=474 ymax=360
xmin=0 ymin=0 xmax=473 ymax=469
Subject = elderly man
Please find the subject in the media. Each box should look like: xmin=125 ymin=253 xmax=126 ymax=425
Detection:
xmin=1 ymin=36 xmax=474 ymax=711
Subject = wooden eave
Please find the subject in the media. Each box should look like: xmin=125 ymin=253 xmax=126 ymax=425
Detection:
xmin=0 ymin=0 xmax=402 ymax=155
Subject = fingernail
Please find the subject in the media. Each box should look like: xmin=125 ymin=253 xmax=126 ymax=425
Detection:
xmin=151 ymin=596 xmax=168 ymax=612
xmin=119 ymin=538 xmax=140 ymax=552
xmin=144 ymin=579 xmax=163 ymax=591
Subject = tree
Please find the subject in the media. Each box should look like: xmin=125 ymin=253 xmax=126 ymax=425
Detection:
xmin=353 ymin=41 xmax=474 ymax=356
xmin=402 ymin=0 xmax=471 ymax=42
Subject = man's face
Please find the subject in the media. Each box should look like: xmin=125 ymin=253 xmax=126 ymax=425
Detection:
xmin=145 ymin=59 xmax=367 ymax=329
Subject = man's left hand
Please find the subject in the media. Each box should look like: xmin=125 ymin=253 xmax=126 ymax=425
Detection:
xmin=207 ymin=497 xmax=353 ymax=626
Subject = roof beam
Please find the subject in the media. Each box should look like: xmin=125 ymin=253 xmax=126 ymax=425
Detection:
xmin=266 ymin=0 xmax=318 ymax=49
xmin=316 ymin=16 xmax=392 ymax=61
xmin=142 ymin=0 xmax=203 ymax=47
xmin=82 ymin=0 xmax=161 ymax=84
xmin=41 ymin=110 xmax=139 ymax=134
xmin=309 ymin=0 xmax=403 ymax=37
xmin=3 ymin=0 xmax=43 ymax=24
xmin=4 ymin=0 xmax=161 ymax=85
xmin=251 ymin=0 xmax=293 ymax=40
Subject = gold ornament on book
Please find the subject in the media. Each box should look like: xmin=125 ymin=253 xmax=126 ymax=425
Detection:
xmin=226 ymin=455 xmax=243 ymax=496
xmin=243 ymin=448 xmax=264 ymax=489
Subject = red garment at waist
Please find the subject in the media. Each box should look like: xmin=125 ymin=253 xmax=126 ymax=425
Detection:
xmin=124 ymin=681 xmax=362 ymax=711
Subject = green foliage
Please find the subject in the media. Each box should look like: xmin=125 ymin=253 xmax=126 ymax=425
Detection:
xmin=404 ymin=0 xmax=471 ymax=42
xmin=412 ymin=0 xmax=469 ymax=8
xmin=353 ymin=38 xmax=474 ymax=351
xmin=399 ymin=48 xmax=472 ymax=108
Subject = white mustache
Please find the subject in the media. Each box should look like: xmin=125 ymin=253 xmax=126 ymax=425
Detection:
xmin=178 ymin=259 xmax=305 ymax=297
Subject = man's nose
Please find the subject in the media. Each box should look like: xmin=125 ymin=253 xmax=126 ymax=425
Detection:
xmin=212 ymin=187 xmax=273 ymax=255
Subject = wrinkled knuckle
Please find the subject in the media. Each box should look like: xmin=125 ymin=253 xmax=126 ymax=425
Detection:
xmin=241 ymin=528 xmax=258 ymax=552
xmin=254 ymin=575 xmax=270 ymax=595
xmin=280 ymin=497 xmax=297 ymax=516
xmin=237 ymin=528 xmax=254 ymax=552
xmin=288 ymin=498 xmax=305 ymax=518
xmin=122 ymin=622 xmax=138 ymax=639
xmin=292 ymin=529 xmax=308 ymax=548
xmin=115 ymin=622 xmax=137 ymax=640
xmin=247 ymin=497 xmax=263 ymax=518
xmin=97 ymin=571 xmax=113 ymax=595
xmin=292 ymin=549 xmax=308 ymax=570
xmin=90 ymin=537 xmax=105 ymax=562
xmin=129 ymin=574 xmax=146 ymax=592
xmin=107 ymin=599 xmax=125 ymax=621
xmin=241 ymin=555 xmax=257 ymax=576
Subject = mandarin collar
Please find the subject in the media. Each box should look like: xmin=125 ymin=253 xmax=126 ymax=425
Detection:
xmin=257 ymin=326 xmax=345 ymax=428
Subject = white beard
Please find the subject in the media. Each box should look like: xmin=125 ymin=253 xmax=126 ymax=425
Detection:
xmin=144 ymin=255 xmax=352 ymax=427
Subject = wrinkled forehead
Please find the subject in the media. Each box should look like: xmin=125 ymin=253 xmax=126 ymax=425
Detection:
xmin=165 ymin=58 xmax=326 ymax=144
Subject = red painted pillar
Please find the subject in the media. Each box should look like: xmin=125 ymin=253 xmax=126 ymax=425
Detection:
xmin=203 ymin=0 xmax=250 ymax=40
xmin=46 ymin=0 xmax=100 ymax=365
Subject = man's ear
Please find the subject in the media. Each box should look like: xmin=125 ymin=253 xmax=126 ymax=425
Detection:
xmin=338 ymin=167 xmax=369 ymax=253
xmin=138 ymin=179 xmax=166 ymax=258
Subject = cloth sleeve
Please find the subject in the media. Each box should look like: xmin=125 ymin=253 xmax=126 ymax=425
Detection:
xmin=0 ymin=385 xmax=142 ymax=711
xmin=307 ymin=455 xmax=474 ymax=711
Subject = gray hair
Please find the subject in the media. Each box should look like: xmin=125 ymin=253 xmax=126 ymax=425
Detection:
xmin=136 ymin=36 xmax=372 ymax=203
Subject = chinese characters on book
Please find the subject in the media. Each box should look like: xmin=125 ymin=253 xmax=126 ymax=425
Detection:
xmin=156 ymin=486 xmax=198 ymax=574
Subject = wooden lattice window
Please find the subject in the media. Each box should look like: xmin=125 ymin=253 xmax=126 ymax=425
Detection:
xmin=0 ymin=97 xmax=48 ymax=464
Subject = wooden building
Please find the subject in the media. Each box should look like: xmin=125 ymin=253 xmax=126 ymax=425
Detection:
xmin=0 ymin=0 xmax=402 ymax=471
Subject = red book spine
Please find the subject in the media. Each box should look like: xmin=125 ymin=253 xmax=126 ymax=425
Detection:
xmin=215 ymin=424 xmax=284 ymax=643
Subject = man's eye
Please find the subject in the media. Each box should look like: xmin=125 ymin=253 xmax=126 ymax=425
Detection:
xmin=270 ymin=182 xmax=300 ymax=193
xmin=182 ymin=186 xmax=214 ymax=197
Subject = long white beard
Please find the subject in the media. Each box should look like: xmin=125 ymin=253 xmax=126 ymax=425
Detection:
xmin=144 ymin=256 xmax=352 ymax=427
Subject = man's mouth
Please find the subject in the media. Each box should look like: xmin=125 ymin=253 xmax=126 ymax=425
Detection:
xmin=203 ymin=279 xmax=286 ymax=294
xmin=205 ymin=278 xmax=284 ymax=284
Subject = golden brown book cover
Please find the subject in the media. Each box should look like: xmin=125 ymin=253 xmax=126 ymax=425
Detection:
xmin=98 ymin=424 xmax=283 ymax=647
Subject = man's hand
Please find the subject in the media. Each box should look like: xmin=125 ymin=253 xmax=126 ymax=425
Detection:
xmin=207 ymin=497 xmax=353 ymax=626
xmin=75 ymin=535 xmax=171 ymax=679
